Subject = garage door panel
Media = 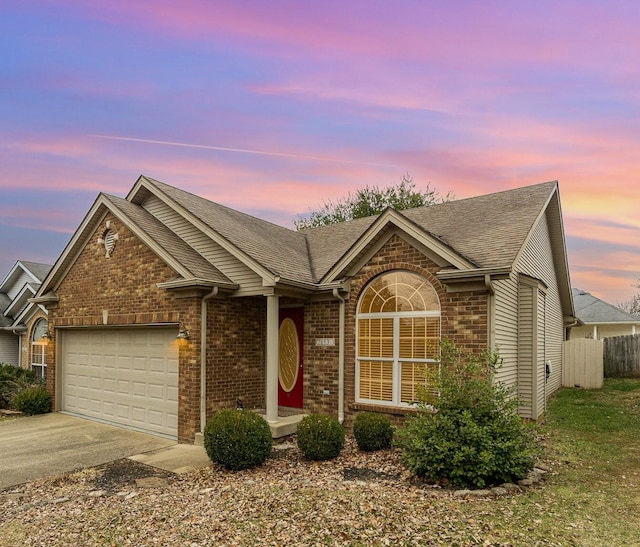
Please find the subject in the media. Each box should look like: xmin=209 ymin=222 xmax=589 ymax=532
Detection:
xmin=148 ymin=383 xmax=164 ymax=400
xmin=132 ymin=356 xmax=147 ymax=372
xmin=62 ymin=328 xmax=178 ymax=438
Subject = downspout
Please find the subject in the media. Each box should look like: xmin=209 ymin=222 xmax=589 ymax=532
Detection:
xmin=200 ymin=287 xmax=219 ymax=434
xmin=484 ymin=274 xmax=495 ymax=349
xmin=333 ymin=288 xmax=346 ymax=424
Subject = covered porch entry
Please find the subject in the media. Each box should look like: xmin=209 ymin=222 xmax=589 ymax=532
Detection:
xmin=264 ymin=295 xmax=306 ymax=437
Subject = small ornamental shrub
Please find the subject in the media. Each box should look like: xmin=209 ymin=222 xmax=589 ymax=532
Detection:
xmin=297 ymin=414 xmax=345 ymax=461
xmin=12 ymin=385 xmax=51 ymax=415
xmin=353 ymin=412 xmax=393 ymax=452
xmin=0 ymin=364 xmax=39 ymax=408
xmin=397 ymin=340 xmax=537 ymax=488
xmin=204 ymin=410 xmax=272 ymax=471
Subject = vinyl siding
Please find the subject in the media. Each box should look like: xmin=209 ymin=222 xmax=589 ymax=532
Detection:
xmin=517 ymin=282 xmax=534 ymax=417
xmin=0 ymin=331 xmax=19 ymax=366
xmin=493 ymin=273 xmax=519 ymax=388
xmin=6 ymin=271 xmax=33 ymax=300
xmin=516 ymin=211 xmax=565 ymax=412
xmin=536 ymin=289 xmax=547 ymax=416
xmin=142 ymin=195 xmax=264 ymax=295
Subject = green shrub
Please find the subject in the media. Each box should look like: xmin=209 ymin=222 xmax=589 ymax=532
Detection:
xmin=204 ymin=410 xmax=272 ymax=471
xmin=12 ymin=385 xmax=51 ymax=415
xmin=353 ymin=412 xmax=393 ymax=452
xmin=397 ymin=340 xmax=536 ymax=488
xmin=297 ymin=414 xmax=345 ymax=460
xmin=0 ymin=364 xmax=40 ymax=409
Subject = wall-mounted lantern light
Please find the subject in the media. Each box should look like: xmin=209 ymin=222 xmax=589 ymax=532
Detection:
xmin=177 ymin=328 xmax=190 ymax=342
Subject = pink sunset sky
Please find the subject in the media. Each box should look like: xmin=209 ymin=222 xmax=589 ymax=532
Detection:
xmin=1 ymin=1 xmax=639 ymax=305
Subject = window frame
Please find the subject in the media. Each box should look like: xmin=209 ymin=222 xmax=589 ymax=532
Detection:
xmin=355 ymin=271 xmax=441 ymax=407
xmin=31 ymin=318 xmax=48 ymax=380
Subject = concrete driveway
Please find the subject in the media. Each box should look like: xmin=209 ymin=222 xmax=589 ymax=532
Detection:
xmin=0 ymin=413 xmax=177 ymax=490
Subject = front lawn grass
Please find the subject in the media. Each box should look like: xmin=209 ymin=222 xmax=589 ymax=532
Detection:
xmin=464 ymin=378 xmax=640 ymax=545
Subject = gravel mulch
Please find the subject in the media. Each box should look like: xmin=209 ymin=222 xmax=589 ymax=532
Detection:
xmin=0 ymin=438 xmax=528 ymax=546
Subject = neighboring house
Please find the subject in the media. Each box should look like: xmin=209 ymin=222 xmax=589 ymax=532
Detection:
xmin=0 ymin=260 xmax=52 ymax=378
xmin=33 ymin=176 xmax=574 ymax=443
xmin=569 ymin=288 xmax=639 ymax=340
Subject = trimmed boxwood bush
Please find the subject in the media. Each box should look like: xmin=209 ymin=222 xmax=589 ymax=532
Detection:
xmin=12 ymin=385 xmax=51 ymax=415
xmin=297 ymin=413 xmax=345 ymax=461
xmin=353 ymin=412 xmax=393 ymax=452
xmin=204 ymin=409 xmax=272 ymax=471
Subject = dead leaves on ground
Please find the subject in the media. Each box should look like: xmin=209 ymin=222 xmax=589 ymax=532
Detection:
xmin=2 ymin=438 xmax=524 ymax=546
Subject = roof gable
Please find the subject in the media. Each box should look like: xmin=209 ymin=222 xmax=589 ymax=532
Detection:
xmin=129 ymin=176 xmax=315 ymax=285
xmin=317 ymin=208 xmax=476 ymax=283
xmin=104 ymin=195 xmax=233 ymax=286
xmin=0 ymin=260 xmax=47 ymax=295
xmin=3 ymin=283 xmax=38 ymax=320
xmin=37 ymin=193 xmax=236 ymax=298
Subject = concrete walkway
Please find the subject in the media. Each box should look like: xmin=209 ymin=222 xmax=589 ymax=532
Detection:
xmin=0 ymin=413 xmax=210 ymax=490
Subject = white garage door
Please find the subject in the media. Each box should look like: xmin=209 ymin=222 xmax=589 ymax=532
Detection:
xmin=62 ymin=328 xmax=178 ymax=438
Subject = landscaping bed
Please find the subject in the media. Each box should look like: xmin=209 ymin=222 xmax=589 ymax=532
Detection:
xmin=2 ymin=378 xmax=640 ymax=545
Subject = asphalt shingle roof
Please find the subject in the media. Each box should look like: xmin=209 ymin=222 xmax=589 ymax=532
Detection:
xmin=0 ymin=293 xmax=12 ymax=326
xmin=138 ymin=178 xmax=558 ymax=286
xmin=301 ymin=216 xmax=377 ymax=280
xmin=401 ymin=182 xmax=556 ymax=269
xmin=147 ymin=178 xmax=314 ymax=284
xmin=20 ymin=262 xmax=52 ymax=283
xmin=104 ymin=194 xmax=234 ymax=285
xmin=572 ymin=288 xmax=639 ymax=323
xmin=303 ymin=181 xmax=557 ymax=279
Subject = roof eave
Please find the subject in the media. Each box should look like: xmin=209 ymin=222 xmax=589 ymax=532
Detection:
xmin=29 ymin=292 xmax=59 ymax=305
xmin=437 ymin=266 xmax=512 ymax=282
xmin=578 ymin=320 xmax=640 ymax=326
xmin=0 ymin=325 xmax=27 ymax=333
xmin=3 ymin=284 xmax=37 ymax=318
xmin=157 ymin=278 xmax=239 ymax=292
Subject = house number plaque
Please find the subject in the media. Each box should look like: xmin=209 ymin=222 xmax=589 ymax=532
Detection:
xmin=315 ymin=338 xmax=335 ymax=347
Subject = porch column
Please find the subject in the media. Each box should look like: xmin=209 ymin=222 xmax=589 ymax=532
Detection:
xmin=266 ymin=294 xmax=280 ymax=422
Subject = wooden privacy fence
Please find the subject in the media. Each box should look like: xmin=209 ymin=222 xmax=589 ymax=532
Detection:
xmin=604 ymin=334 xmax=640 ymax=377
xmin=562 ymin=338 xmax=604 ymax=389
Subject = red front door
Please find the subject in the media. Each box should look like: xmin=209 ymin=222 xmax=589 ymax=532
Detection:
xmin=278 ymin=307 xmax=304 ymax=408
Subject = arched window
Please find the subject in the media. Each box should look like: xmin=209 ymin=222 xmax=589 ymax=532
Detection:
xmin=31 ymin=319 xmax=48 ymax=380
xmin=356 ymin=271 xmax=440 ymax=406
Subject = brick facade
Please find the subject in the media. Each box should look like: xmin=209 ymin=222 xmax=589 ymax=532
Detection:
xmin=45 ymin=218 xmax=489 ymax=442
xmin=290 ymin=234 xmax=489 ymax=429
xmin=45 ymin=213 xmax=202 ymax=442
xmin=303 ymin=300 xmax=341 ymax=416
xmin=207 ymin=296 xmax=266 ymax=415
